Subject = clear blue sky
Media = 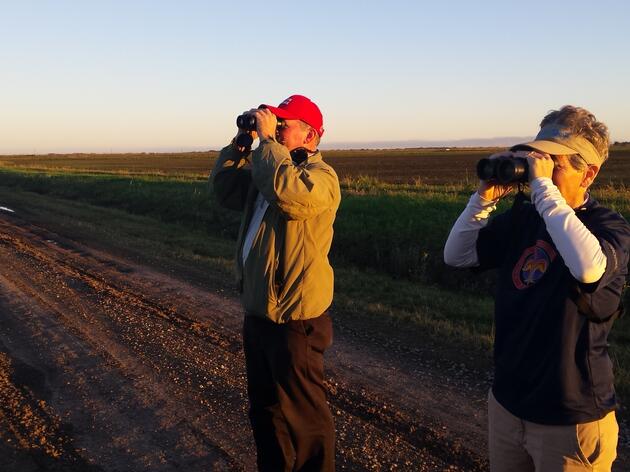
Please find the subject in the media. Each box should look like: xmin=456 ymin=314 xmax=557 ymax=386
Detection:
xmin=1 ymin=0 xmax=628 ymax=153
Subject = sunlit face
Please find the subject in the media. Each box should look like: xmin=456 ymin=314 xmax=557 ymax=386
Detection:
xmin=275 ymin=119 xmax=309 ymax=151
xmin=551 ymin=154 xmax=590 ymax=206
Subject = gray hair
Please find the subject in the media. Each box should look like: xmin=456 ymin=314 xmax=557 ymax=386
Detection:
xmin=569 ymin=154 xmax=588 ymax=171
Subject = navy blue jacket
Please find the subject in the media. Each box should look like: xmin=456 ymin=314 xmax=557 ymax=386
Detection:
xmin=477 ymin=195 xmax=630 ymax=424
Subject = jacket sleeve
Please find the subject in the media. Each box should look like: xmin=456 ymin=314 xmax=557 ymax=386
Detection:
xmin=250 ymin=139 xmax=340 ymax=221
xmin=444 ymin=192 xmax=498 ymax=268
xmin=209 ymin=143 xmax=252 ymax=212
xmin=530 ymin=177 xmax=607 ymax=284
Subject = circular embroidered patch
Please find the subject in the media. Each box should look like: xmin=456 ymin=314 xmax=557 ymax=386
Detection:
xmin=512 ymin=240 xmax=557 ymax=290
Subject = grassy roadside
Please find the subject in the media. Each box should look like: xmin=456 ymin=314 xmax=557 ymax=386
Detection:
xmin=0 ymin=168 xmax=491 ymax=292
xmin=1 ymin=169 xmax=630 ymax=406
xmin=0 ymin=185 xmax=495 ymax=365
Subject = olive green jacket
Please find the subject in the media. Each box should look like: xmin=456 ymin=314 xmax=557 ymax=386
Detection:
xmin=210 ymin=138 xmax=341 ymax=323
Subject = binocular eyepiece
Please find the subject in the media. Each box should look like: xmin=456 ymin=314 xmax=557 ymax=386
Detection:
xmin=476 ymin=156 xmax=529 ymax=184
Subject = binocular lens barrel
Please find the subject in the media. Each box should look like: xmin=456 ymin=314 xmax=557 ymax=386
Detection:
xmin=476 ymin=158 xmax=497 ymax=181
xmin=236 ymin=114 xmax=257 ymax=131
xmin=497 ymin=158 xmax=528 ymax=183
xmin=476 ymin=157 xmax=529 ymax=184
xmin=236 ymin=112 xmax=283 ymax=132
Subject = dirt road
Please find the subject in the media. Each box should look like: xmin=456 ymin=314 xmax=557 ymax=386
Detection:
xmin=0 ymin=209 xmax=490 ymax=471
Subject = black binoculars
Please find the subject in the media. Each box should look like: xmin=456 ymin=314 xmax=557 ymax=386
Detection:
xmin=476 ymin=156 xmax=529 ymax=184
xmin=236 ymin=105 xmax=285 ymax=132
xmin=236 ymin=113 xmax=285 ymax=132
xmin=236 ymin=113 xmax=257 ymax=131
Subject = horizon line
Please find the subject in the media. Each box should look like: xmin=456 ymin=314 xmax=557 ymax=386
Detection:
xmin=0 ymin=136 xmax=533 ymax=155
xmin=1 ymin=135 xmax=629 ymax=155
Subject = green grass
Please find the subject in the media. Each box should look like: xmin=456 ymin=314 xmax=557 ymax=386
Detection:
xmin=2 ymin=155 xmax=630 ymax=403
xmin=0 ymin=169 xmax=460 ymax=275
xmin=0 ymin=168 xmax=241 ymax=238
xmin=0 ymin=185 xmax=235 ymax=286
xmin=2 ymin=167 xmax=628 ymax=293
xmin=334 ymin=265 xmax=495 ymax=349
xmin=0 ymin=185 xmax=496 ymax=363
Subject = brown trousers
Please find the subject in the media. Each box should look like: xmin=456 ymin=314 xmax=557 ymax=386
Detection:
xmin=243 ymin=313 xmax=335 ymax=472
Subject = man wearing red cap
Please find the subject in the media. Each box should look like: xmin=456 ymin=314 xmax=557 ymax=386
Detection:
xmin=444 ymin=106 xmax=630 ymax=471
xmin=211 ymin=95 xmax=340 ymax=471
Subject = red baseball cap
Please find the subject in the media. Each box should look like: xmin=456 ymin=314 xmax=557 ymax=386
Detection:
xmin=261 ymin=95 xmax=324 ymax=137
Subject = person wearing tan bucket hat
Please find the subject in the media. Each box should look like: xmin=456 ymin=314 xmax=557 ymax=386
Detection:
xmin=210 ymin=95 xmax=340 ymax=471
xmin=445 ymin=106 xmax=630 ymax=471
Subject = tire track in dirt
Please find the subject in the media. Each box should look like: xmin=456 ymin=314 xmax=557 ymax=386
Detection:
xmin=0 ymin=221 xmax=249 ymax=470
xmin=0 ymin=213 xmax=487 ymax=471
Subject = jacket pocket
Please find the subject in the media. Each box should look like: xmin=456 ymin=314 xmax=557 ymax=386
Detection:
xmin=272 ymin=254 xmax=284 ymax=302
xmin=271 ymin=220 xmax=286 ymax=303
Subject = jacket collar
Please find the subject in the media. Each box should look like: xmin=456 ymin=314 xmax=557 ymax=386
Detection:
xmin=299 ymin=150 xmax=322 ymax=167
xmin=575 ymin=192 xmax=598 ymax=212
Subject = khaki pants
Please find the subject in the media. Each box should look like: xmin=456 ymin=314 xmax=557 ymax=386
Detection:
xmin=488 ymin=390 xmax=618 ymax=471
